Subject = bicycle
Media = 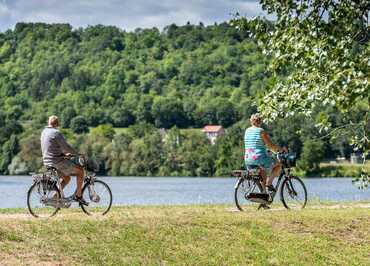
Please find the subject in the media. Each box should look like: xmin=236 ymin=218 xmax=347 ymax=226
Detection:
xmin=27 ymin=154 xmax=113 ymax=218
xmin=233 ymin=152 xmax=307 ymax=211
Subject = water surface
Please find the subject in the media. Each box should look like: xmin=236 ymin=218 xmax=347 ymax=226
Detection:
xmin=0 ymin=176 xmax=369 ymax=208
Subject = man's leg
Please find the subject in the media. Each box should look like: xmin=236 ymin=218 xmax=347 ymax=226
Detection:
xmin=60 ymin=176 xmax=71 ymax=189
xmin=74 ymin=166 xmax=84 ymax=198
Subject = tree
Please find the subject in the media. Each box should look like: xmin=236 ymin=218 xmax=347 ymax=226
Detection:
xmin=60 ymin=107 xmax=76 ymax=128
xmin=298 ymin=139 xmax=325 ymax=174
xmin=112 ymin=108 xmax=135 ymax=127
xmin=152 ymin=97 xmax=187 ymax=128
xmin=104 ymin=132 xmax=133 ymax=176
xmin=70 ymin=116 xmax=89 ymax=134
xmin=91 ymin=124 xmax=115 ymax=140
xmin=0 ymin=135 xmax=19 ymax=174
xmin=233 ymin=0 xmax=369 ymax=182
xmin=0 ymin=21 xmax=366 ymax=177
xmin=16 ymin=133 xmax=43 ymax=173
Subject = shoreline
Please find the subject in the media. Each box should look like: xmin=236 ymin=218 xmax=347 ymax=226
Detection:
xmin=0 ymin=174 xmax=360 ymax=178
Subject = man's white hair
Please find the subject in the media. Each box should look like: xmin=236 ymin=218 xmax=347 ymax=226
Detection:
xmin=48 ymin=115 xmax=59 ymax=126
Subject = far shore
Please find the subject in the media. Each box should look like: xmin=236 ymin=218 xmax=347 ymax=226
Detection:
xmin=0 ymin=174 xmax=358 ymax=178
xmin=3 ymin=162 xmax=368 ymax=178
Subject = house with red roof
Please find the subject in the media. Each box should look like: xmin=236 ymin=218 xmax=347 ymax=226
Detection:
xmin=202 ymin=125 xmax=225 ymax=145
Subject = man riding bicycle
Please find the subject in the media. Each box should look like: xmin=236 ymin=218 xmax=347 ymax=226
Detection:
xmin=40 ymin=115 xmax=88 ymax=206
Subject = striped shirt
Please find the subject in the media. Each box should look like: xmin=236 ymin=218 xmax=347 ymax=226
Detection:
xmin=244 ymin=126 xmax=266 ymax=152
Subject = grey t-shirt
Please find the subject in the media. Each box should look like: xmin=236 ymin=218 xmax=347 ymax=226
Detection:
xmin=40 ymin=127 xmax=76 ymax=166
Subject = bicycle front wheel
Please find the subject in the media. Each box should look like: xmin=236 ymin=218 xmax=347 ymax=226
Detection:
xmin=80 ymin=179 xmax=112 ymax=216
xmin=27 ymin=182 xmax=61 ymax=218
xmin=280 ymin=176 xmax=307 ymax=210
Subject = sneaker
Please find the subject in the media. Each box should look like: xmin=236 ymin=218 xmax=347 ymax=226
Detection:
xmin=73 ymin=195 xmax=89 ymax=206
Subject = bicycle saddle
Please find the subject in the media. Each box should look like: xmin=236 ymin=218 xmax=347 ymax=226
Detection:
xmin=246 ymin=165 xmax=262 ymax=176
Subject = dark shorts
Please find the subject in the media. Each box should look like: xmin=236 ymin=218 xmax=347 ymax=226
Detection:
xmin=55 ymin=159 xmax=79 ymax=176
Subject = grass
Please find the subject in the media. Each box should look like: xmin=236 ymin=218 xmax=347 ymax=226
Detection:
xmin=306 ymin=163 xmax=370 ymax=177
xmin=0 ymin=203 xmax=369 ymax=265
xmin=292 ymin=162 xmax=370 ymax=178
xmin=316 ymin=162 xmax=370 ymax=178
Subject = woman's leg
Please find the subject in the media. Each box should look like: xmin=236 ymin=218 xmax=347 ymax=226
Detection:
xmin=266 ymin=162 xmax=281 ymax=186
xmin=259 ymin=168 xmax=267 ymax=193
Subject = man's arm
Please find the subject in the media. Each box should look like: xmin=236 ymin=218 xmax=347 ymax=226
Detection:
xmin=56 ymin=132 xmax=77 ymax=155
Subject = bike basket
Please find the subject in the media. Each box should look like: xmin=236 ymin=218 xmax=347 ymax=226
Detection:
xmin=280 ymin=153 xmax=296 ymax=168
xmin=86 ymin=158 xmax=99 ymax=172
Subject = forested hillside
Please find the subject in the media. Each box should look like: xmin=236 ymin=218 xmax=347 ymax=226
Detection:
xmin=0 ymin=22 xmax=366 ymax=176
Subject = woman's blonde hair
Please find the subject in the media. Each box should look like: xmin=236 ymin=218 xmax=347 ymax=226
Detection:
xmin=250 ymin=113 xmax=262 ymax=126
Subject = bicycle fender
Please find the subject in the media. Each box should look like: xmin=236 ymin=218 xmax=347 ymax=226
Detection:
xmin=234 ymin=178 xmax=242 ymax=189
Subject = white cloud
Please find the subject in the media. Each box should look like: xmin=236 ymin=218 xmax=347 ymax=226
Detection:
xmin=0 ymin=0 xmax=267 ymax=31
xmin=0 ymin=0 xmax=10 ymax=16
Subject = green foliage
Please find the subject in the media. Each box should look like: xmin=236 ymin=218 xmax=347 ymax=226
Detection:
xmin=0 ymin=135 xmax=19 ymax=174
xmin=60 ymin=107 xmax=76 ymax=128
xmin=298 ymin=140 xmax=326 ymax=173
xmin=15 ymin=133 xmax=43 ymax=173
xmin=91 ymin=124 xmax=115 ymax=140
xmin=70 ymin=116 xmax=89 ymax=134
xmin=0 ymin=21 xmax=366 ymax=176
xmin=152 ymin=97 xmax=187 ymax=128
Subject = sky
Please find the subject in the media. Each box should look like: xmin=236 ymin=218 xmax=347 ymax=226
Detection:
xmin=0 ymin=0 xmax=267 ymax=32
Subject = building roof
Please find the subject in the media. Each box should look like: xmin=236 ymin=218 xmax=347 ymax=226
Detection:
xmin=202 ymin=125 xmax=224 ymax=133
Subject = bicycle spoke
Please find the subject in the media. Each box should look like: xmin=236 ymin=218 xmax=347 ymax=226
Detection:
xmin=81 ymin=180 xmax=112 ymax=216
xmin=281 ymin=177 xmax=307 ymax=209
xmin=235 ymin=178 xmax=263 ymax=211
xmin=27 ymin=182 xmax=60 ymax=218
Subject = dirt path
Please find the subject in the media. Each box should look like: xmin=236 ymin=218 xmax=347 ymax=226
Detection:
xmin=226 ymin=202 xmax=370 ymax=212
xmin=0 ymin=203 xmax=369 ymax=219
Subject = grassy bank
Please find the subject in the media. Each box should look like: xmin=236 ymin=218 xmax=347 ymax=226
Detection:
xmin=0 ymin=204 xmax=369 ymax=265
xmin=292 ymin=162 xmax=370 ymax=178
xmin=316 ymin=162 xmax=370 ymax=178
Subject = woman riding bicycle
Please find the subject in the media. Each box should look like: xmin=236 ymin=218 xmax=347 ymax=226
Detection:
xmin=244 ymin=113 xmax=287 ymax=194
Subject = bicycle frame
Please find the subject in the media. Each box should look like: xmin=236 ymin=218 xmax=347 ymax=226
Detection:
xmin=273 ymin=166 xmax=291 ymax=192
xmin=234 ymin=164 xmax=293 ymax=202
xmin=45 ymin=161 xmax=96 ymax=208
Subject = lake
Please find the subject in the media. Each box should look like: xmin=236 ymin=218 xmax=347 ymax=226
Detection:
xmin=0 ymin=176 xmax=369 ymax=208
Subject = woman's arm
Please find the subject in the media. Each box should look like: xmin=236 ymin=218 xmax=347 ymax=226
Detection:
xmin=260 ymin=130 xmax=282 ymax=153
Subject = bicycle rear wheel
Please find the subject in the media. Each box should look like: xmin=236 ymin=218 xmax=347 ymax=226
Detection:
xmin=280 ymin=176 xmax=307 ymax=210
xmin=234 ymin=178 xmax=263 ymax=211
xmin=80 ymin=179 xmax=112 ymax=216
xmin=27 ymin=182 xmax=61 ymax=218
